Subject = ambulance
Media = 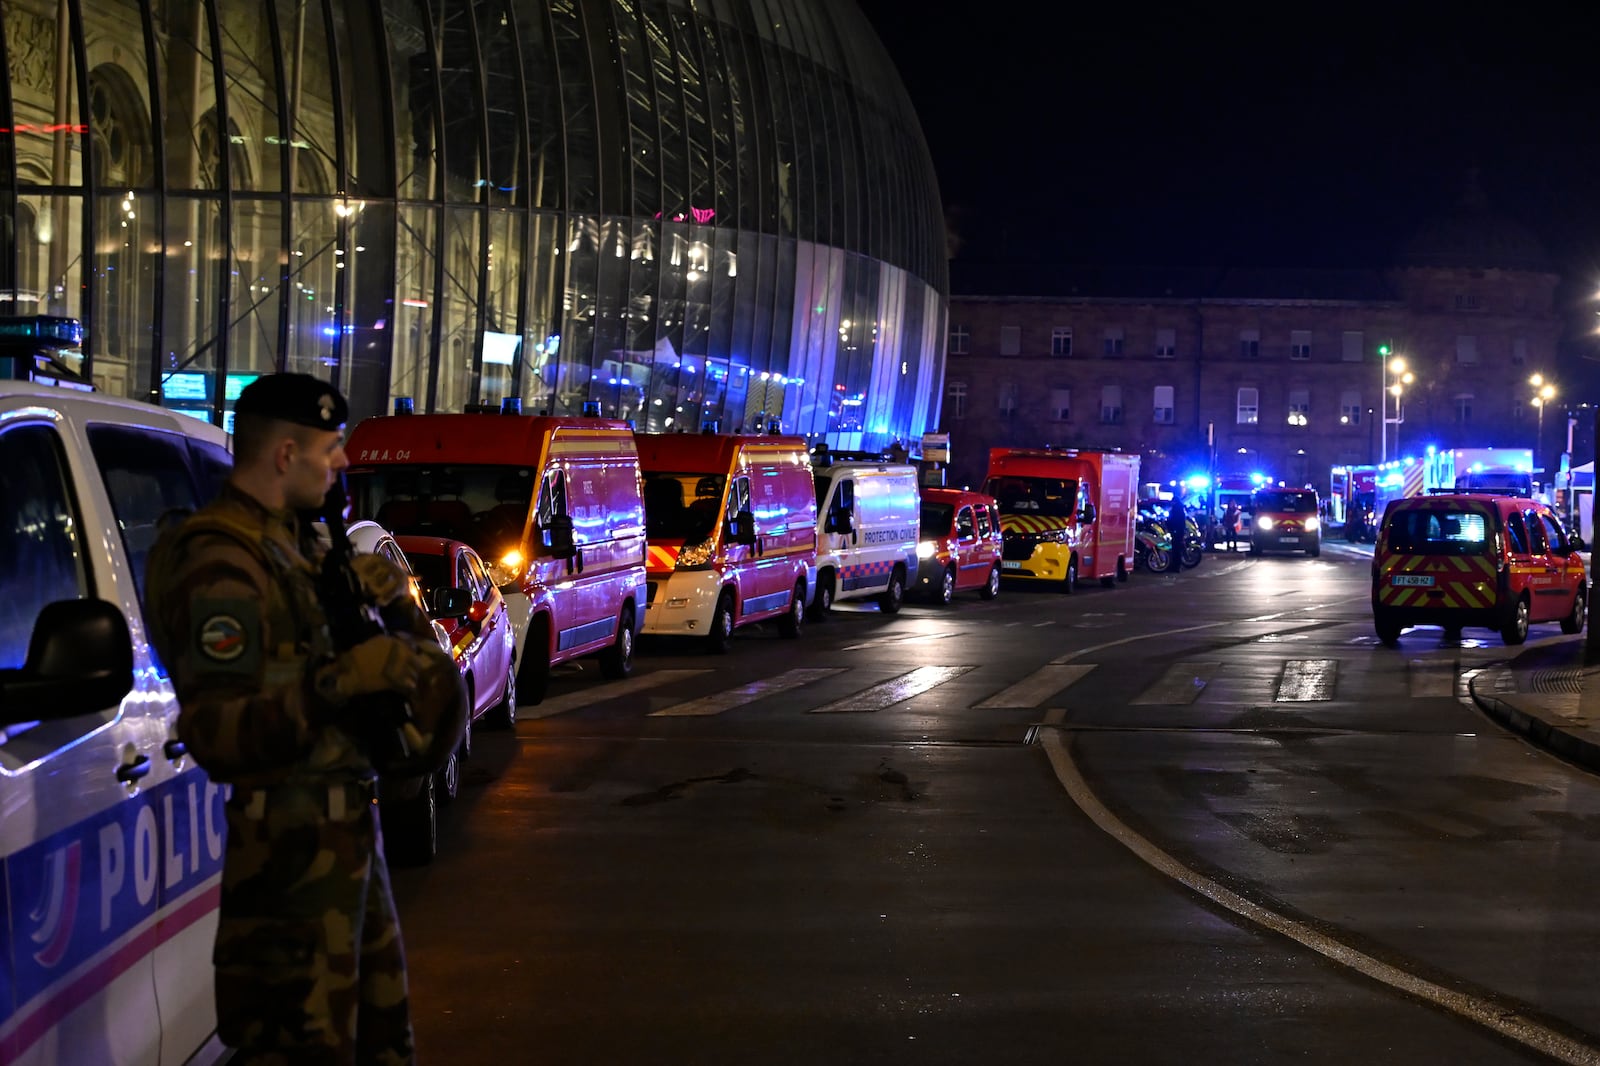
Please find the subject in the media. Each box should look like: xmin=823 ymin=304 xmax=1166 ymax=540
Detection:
xmin=982 ymin=448 xmax=1140 ymax=591
xmin=344 ymin=412 xmax=647 ymax=705
xmin=0 ymin=382 xmax=234 ymax=1065
xmin=636 ymin=433 xmax=816 ymax=651
xmin=808 ymin=456 xmax=921 ymax=617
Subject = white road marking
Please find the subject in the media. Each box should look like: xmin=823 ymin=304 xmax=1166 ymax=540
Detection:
xmin=1276 ymin=659 xmax=1339 ymax=702
xmin=809 ymin=665 xmax=975 ymax=714
xmin=1130 ymin=662 xmax=1220 ymax=706
xmin=649 ymin=668 xmax=846 ymax=717
xmin=841 ymin=630 xmax=962 ymax=652
xmin=974 ymin=664 xmax=1096 ymax=709
xmin=517 ymin=670 xmax=710 ymax=720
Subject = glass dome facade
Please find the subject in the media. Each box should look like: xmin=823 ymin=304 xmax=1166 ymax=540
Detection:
xmin=0 ymin=0 xmax=947 ymax=448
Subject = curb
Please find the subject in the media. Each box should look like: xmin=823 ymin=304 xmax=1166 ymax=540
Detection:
xmin=1468 ymin=670 xmax=1600 ymax=775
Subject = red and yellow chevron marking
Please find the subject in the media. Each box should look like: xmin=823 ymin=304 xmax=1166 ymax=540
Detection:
xmin=999 ymin=514 xmax=1073 ymax=535
xmin=647 ymin=544 xmax=682 ymax=572
xmin=1376 ymin=552 xmax=1498 ymax=608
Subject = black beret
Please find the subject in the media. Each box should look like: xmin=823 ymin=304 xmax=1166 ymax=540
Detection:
xmin=233 ymin=373 xmax=348 ymax=429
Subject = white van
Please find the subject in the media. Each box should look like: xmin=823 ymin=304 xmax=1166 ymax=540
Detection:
xmin=0 ymin=382 xmax=232 ymax=1065
xmin=809 ymin=459 xmax=921 ymax=617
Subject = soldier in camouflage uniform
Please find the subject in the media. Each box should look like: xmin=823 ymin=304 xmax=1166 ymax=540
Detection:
xmin=145 ymin=374 xmax=464 ymax=1066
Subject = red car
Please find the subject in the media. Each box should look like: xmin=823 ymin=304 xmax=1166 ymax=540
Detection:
xmin=914 ymin=487 xmax=1004 ymax=604
xmin=395 ymin=535 xmax=518 ymax=773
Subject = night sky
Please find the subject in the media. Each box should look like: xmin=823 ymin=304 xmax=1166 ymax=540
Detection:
xmin=858 ymin=4 xmax=1600 ymax=373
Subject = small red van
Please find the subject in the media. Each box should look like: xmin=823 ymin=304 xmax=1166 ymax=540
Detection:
xmin=914 ymin=487 xmax=1003 ymax=603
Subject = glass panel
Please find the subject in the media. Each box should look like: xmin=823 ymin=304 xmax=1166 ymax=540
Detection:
xmin=477 ymin=0 xmax=524 ymax=210
xmin=559 ymin=213 xmax=599 ymax=413
xmin=6 ymin=1 xmax=87 ymax=194
xmin=225 ymin=197 xmax=283 ymax=378
xmin=14 ymin=196 xmax=86 ymax=320
xmin=438 ymin=0 xmax=484 ymax=204
xmin=642 ymin=1 xmax=686 ymax=219
xmin=391 ymin=201 xmax=438 ymax=410
xmin=481 ymin=207 xmax=524 ymax=408
xmin=669 ymin=5 xmax=713 ymax=216
xmin=0 ymin=425 xmax=91 ymax=671
xmin=329 ymin=0 xmax=390 ymax=200
xmin=385 ymin=0 xmax=438 ymax=202
xmin=695 ymin=14 xmax=738 ymax=229
xmin=510 ymin=1 xmax=563 ymax=209
xmin=92 ymin=186 xmax=159 ymax=400
xmin=614 ymin=1 xmax=656 ymax=218
xmin=343 ymin=200 xmax=394 ymax=419
xmin=284 ymin=196 xmax=339 ymax=377
xmin=216 ymin=0 xmax=282 ymax=192
xmin=273 ymin=0 xmax=339 ymax=203
xmin=547 ymin=0 xmax=600 ymax=212
xmin=594 ymin=215 xmax=636 ymax=420
xmin=520 ymin=210 xmax=561 ymax=412
xmin=158 ymin=194 xmax=224 ymax=423
xmin=438 ymin=205 xmax=482 ymax=410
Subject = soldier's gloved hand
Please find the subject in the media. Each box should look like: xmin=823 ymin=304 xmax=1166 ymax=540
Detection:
xmin=350 ymin=552 xmax=412 ymax=607
xmin=312 ymin=634 xmax=426 ymax=708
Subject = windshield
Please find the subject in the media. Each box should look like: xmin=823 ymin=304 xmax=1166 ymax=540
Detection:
xmin=642 ymin=471 xmax=725 ymax=542
xmin=920 ymin=502 xmax=954 ymax=537
xmin=983 ymin=476 xmax=1079 ymax=519
xmin=1254 ymin=490 xmax=1315 ymax=513
xmin=346 ymin=465 xmax=535 ymax=558
xmin=1385 ymin=508 xmax=1490 ymax=555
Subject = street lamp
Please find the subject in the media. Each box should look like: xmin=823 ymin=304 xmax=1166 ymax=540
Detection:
xmin=1530 ymin=373 xmax=1556 ymax=486
xmin=1382 ymin=355 xmax=1414 ymax=463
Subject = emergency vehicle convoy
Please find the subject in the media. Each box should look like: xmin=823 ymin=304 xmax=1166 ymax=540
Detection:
xmin=809 ymin=455 xmax=921 ymax=616
xmin=344 ymin=412 xmax=648 ymax=705
xmin=0 ymin=382 xmax=232 ymax=1066
xmin=983 ymin=448 xmax=1139 ymax=591
xmin=635 ymin=432 xmax=816 ymax=651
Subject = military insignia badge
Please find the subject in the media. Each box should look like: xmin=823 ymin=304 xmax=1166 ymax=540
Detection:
xmin=191 ymin=598 xmax=261 ymax=675
xmin=318 ymin=394 xmax=335 ymax=422
xmin=199 ymin=614 xmax=246 ymax=661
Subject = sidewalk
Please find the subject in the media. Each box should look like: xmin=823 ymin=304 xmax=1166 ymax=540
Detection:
xmin=1467 ymin=638 xmax=1600 ymax=772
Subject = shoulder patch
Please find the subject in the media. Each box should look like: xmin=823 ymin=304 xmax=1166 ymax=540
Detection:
xmin=190 ymin=597 xmax=261 ymax=675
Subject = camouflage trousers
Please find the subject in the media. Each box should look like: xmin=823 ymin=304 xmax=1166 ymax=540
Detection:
xmin=215 ymin=780 xmax=415 ymax=1066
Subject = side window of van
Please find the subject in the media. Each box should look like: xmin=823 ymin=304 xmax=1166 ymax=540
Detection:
xmin=729 ymin=476 xmax=752 ymax=520
xmin=87 ymin=425 xmax=205 ymax=602
xmin=0 ymin=424 xmax=92 ymax=672
xmin=956 ymin=508 xmax=976 ymax=539
xmin=1524 ymin=511 xmax=1550 ymax=554
xmin=537 ymin=470 xmax=568 ymax=526
xmin=188 ymin=438 xmax=234 ymax=499
xmin=1505 ymin=512 xmax=1530 ymax=555
xmin=974 ymin=506 xmax=993 ymax=538
xmin=1539 ymin=513 xmax=1568 ymax=554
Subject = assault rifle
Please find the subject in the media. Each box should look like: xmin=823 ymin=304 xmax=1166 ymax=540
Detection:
xmin=314 ymin=473 xmax=415 ymax=766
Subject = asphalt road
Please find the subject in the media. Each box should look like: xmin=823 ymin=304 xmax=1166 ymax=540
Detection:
xmin=391 ymin=542 xmax=1600 ymax=1065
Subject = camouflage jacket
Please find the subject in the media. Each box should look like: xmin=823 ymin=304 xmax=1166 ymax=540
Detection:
xmin=145 ymin=483 xmax=429 ymax=788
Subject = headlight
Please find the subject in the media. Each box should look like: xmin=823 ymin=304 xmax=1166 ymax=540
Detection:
xmin=1304 ymin=516 xmax=1320 ymax=532
xmin=1256 ymin=515 xmax=1273 ymax=531
xmin=485 ymin=548 xmax=525 ymax=588
xmin=675 ymin=540 xmax=716 ymax=569
xmin=917 ymin=541 xmax=936 ymax=559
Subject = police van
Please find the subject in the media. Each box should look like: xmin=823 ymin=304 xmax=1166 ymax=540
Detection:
xmin=0 ymin=382 xmax=232 ymax=1064
xmin=808 ymin=456 xmax=920 ymax=617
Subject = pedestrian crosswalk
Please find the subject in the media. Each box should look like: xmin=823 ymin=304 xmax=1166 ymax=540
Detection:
xmin=517 ymin=654 xmax=1489 ymax=721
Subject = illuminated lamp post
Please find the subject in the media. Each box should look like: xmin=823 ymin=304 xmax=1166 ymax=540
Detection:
xmin=1530 ymin=373 xmax=1556 ymax=489
xmin=1382 ymin=354 xmax=1413 ymax=463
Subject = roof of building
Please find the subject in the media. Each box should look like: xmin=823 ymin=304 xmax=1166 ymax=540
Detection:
xmin=950 ymin=262 xmax=1398 ymax=303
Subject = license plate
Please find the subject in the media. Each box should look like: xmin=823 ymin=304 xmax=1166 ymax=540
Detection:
xmin=1392 ymin=574 xmax=1434 ymax=587
xmin=1002 ymin=561 xmax=1022 ymax=570
xmin=1279 ymin=536 xmax=1299 ymax=544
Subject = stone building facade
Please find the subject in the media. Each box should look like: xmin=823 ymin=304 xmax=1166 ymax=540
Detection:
xmin=940 ymin=203 xmax=1564 ymax=497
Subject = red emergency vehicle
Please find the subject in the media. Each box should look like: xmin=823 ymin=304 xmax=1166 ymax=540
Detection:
xmin=344 ymin=413 xmax=648 ymax=704
xmin=983 ymin=448 xmax=1139 ymax=591
xmin=636 ymin=433 xmax=817 ymax=651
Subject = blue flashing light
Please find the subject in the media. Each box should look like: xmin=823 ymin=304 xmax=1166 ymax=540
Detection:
xmin=321 ymin=326 xmax=339 ymax=338
xmin=1250 ymin=472 xmax=1267 ymax=486
xmin=1185 ymin=475 xmax=1211 ymax=489
xmin=1426 ymin=444 xmax=1436 ymax=454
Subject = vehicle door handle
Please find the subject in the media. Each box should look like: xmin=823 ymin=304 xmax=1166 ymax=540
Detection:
xmin=163 ymin=739 xmax=187 ymax=760
xmin=116 ymin=754 xmax=152 ymax=784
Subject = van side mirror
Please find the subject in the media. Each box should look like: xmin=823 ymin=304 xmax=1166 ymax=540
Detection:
xmin=732 ymin=510 xmax=757 ymax=545
xmin=1569 ymin=534 xmax=1586 ymax=553
xmin=0 ymin=599 xmax=133 ymax=725
xmin=1080 ymin=502 xmax=1097 ymax=524
xmin=545 ymin=513 xmax=576 ymax=556
xmin=429 ymin=586 xmax=474 ymax=619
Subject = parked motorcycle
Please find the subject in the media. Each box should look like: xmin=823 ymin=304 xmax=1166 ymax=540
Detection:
xmin=1134 ymin=511 xmax=1177 ymax=573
